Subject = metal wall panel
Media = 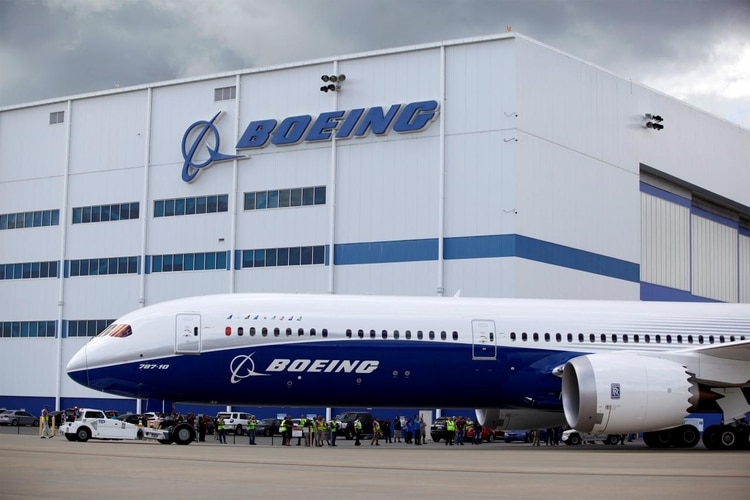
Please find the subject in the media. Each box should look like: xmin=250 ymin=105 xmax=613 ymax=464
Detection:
xmin=640 ymin=193 xmax=690 ymax=290
xmin=691 ymin=215 xmax=738 ymax=302
xmin=739 ymin=233 xmax=750 ymax=303
xmin=0 ymin=105 xmax=68 ymax=183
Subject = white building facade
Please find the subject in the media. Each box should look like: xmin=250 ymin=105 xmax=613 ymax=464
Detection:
xmin=1 ymin=33 xmax=748 ymax=413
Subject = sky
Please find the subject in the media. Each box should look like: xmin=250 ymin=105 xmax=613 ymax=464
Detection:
xmin=1 ymin=0 xmax=749 ymax=128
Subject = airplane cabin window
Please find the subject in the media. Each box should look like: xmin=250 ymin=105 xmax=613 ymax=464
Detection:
xmin=405 ymin=330 xmax=412 ymax=339
xmin=611 ymin=335 xmax=617 ymax=343
xmin=417 ymin=330 xmax=423 ymax=340
xmin=237 ymin=327 xmax=244 ymax=336
xmin=533 ymin=333 xmax=539 ymax=342
xmin=600 ymin=334 xmax=606 ymax=343
xmin=370 ymin=329 xmax=376 ymax=339
xmin=667 ymin=335 xmax=672 ymax=343
xmin=555 ymin=333 xmax=560 ymax=342
xmin=346 ymin=329 xmax=352 ymax=338
xmin=274 ymin=328 xmax=280 ymax=337
xmin=589 ymin=334 xmax=595 ymax=343
xmin=687 ymin=335 xmax=693 ymax=344
xmin=225 ymin=327 xmax=231 ymax=336
xmin=544 ymin=333 xmax=550 ymax=342
xmin=382 ymin=329 xmax=387 ymax=339
xmin=452 ymin=331 xmax=458 ymax=340
xmin=655 ymin=334 xmax=661 ymax=343
xmin=358 ymin=329 xmax=364 ymax=339
xmin=250 ymin=327 xmax=256 ymax=336
xmin=440 ymin=331 xmax=446 ymax=340
xmin=644 ymin=334 xmax=650 ymax=343
xmin=299 ymin=328 xmax=305 ymax=336
xmin=576 ymin=333 xmax=582 ymax=342
xmin=310 ymin=328 xmax=316 ymax=336
xmin=286 ymin=328 xmax=292 ymax=336
xmin=394 ymin=330 xmax=400 ymax=339
xmin=428 ymin=331 xmax=435 ymax=340
xmin=521 ymin=332 xmax=527 ymax=341
xmin=322 ymin=328 xmax=328 ymax=337
xmin=623 ymin=335 xmax=628 ymax=343
xmin=510 ymin=332 xmax=516 ymax=341
xmin=262 ymin=327 xmax=268 ymax=337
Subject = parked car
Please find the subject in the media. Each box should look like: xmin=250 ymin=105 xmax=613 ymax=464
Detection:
xmin=118 ymin=413 xmax=146 ymax=425
xmin=216 ymin=412 xmax=253 ymax=435
xmin=0 ymin=410 xmax=39 ymax=427
xmin=466 ymin=426 xmax=504 ymax=442
xmin=503 ymin=430 xmax=531 ymax=443
xmin=334 ymin=412 xmax=374 ymax=439
xmin=429 ymin=416 xmax=471 ymax=442
xmin=256 ymin=417 xmax=282 ymax=436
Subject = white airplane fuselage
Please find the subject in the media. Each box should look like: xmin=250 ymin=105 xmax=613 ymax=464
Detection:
xmin=67 ymin=293 xmax=750 ymax=439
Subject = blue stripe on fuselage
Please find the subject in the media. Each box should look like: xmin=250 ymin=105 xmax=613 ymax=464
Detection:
xmin=79 ymin=342 xmax=585 ymax=409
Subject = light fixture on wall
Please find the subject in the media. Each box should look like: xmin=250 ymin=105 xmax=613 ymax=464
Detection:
xmin=644 ymin=113 xmax=664 ymax=130
xmin=320 ymin=74 xmax=346 ymax=92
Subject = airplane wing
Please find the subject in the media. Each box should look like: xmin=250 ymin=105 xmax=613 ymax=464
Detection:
xmin=679 ymin=339 xmax=750 ymax=362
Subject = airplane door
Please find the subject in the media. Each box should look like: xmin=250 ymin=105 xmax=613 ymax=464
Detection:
xmin=175 ymin=313 xmax=201 ymax=354
xmin=472 ymin=320 xmax=497 ymax=360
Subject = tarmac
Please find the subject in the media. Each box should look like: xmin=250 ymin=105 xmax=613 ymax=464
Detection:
xmin=1 ymin=431 xmax=748 ymax=499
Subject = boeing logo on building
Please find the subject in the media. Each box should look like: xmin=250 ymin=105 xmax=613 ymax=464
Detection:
xmin=180 ymin=100 xmax=439 ymax=183
xmin=181 ymin=111 xmax=245 ymax=183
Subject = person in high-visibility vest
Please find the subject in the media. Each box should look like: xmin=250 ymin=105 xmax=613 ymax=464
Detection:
xmin=316 ymin=416 xmax=326 ymax=447
xmin=297 ymin=416 xmax=307 ymax=446
xmin=217 ymin=416 xmax=226 ymax=444
xmin=247 ymin=415 xmax=256 ymax=445
xmin=329 ymin=419 xmax=338 ymax=447
xmin=354 ymin=417 xmax=363 ymax=446
xmin=279 ymin=418 xmax=288 ymax=445
xmin=445 ymin=417 xmax=456 ymax=446
xmin=371 ymin=418 xmax=381 ymax=446
xmin=40 ymin=405 xmax=51 ymax=438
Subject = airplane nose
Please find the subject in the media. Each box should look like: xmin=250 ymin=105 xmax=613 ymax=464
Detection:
xmin=66 ymin=344 xmax=89 ymax=387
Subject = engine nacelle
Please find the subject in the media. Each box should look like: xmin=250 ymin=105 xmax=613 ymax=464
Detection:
xmin=562 ymin=353 xmax=696 ymax=434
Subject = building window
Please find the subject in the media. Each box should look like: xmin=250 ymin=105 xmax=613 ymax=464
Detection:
xmin=1 ymin=210 xmax=60 ymax=230
xmin=214 ymin=86 xmax=236 ymax=101
xmin=150 ymin=252 xmax=227 ymax=273
xmin=69 ymin=256 xmax=137 ymax=276
xmin=1 ymin=320 xmax=57 ymax=338
xmin=50 ymin=111 xmax=64 ymax=125
xmin=244 ymin=186 xmax=325 ymax=211
xmin=154 ymin=195 xmax=228 ymax=218
xmin=67 ymin=319 xmax=114 ymax=337
xmin=72 ymin=202 xmax=139 ymax=224
xmin=240 ymin=245 xmax=325 ymax=268
xmin=0 ymin=261 xmax=58 ymax=280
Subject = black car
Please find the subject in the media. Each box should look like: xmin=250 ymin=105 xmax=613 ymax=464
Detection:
xmin=255 ymin=417 xmax=281 ymax=436
xmin=118 ymin=413 xmax=146 ymax=425
xmin=430 ymin=416 xmax=471 ymax=443
xmin=334 ymin=412 xmax=374 ymax=439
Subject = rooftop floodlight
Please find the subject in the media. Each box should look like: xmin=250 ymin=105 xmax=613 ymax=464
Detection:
xmin=320 ymin=86 xmax=329 ymax=92
xmin=329 ymin=75 xmax=338 ymax=83
xmin=321 ymin=75 xmax=330 ymax=82
xmin=652 ymin=115 xmax=663 ymax=122
xmin=338 ymin=74 xmax=346 ymax=82
xmin=327 ymin=84 xmax=336 ymax=91
xmin=646 ymin=122 xmax=664 ymax=130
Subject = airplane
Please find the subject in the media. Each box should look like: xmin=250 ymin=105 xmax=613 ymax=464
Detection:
xmin=66 ymin=293 xmax=750 ymax=450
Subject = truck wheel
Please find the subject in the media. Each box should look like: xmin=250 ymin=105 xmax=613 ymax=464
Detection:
xmin=604 ymin=435 xmax=620 ymax=445
xmin=65 ymin=433 xmax=77 ymax=441
xmin=431 ymin=434 xmax=440 ymax=443
xmin=568 ymin=434 xmax=581 ymax=445
xmin=234 ymin=425 xmax=243 ymax=436
xmin=172 ymin=423 xmax=196 ymax=445
xmin=76 ymin=427 xmax=91 ymax=442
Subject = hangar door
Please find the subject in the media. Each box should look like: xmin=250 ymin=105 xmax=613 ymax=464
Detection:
xmin=175 ymin=313 xmax=201 ymax=354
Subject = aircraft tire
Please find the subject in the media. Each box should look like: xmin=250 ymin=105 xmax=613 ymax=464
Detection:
xmin=568 ymin=434 xmax=581 ymax=445
xmin=673 ymin=425 xmax=700 ymax=448
xmin=604 ymin=435 xmax=620 ymax=445
xmin=643 ymin=430 xmax=670 ymax=448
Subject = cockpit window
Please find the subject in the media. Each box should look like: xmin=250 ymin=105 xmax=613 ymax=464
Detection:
xmin=96 ymin=323 xmax=133 ymax=338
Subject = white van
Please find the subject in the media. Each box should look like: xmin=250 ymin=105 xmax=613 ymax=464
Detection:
xmin=216 ymin=412 xmax=253 ymax=435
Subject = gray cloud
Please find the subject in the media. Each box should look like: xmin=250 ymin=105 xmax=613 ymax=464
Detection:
xmin=1 ymin=0 xmax=748 ymax=127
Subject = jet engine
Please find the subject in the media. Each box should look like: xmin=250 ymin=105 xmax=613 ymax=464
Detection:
xmin=562 ymin=353 xmax=697 ymax=434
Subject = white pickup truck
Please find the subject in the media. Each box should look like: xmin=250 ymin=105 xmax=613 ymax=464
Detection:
xmin=59 ymin=408 xmax=195 ymax=445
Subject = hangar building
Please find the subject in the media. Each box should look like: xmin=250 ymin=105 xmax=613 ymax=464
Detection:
xmin=1 ymin=33 xmax=748 ymax=416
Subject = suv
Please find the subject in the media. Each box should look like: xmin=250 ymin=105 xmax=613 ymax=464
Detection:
xmin=430 ymin=416 xmax=471 ymax=442
xmin=216 ymin=412 xmax=253 ymax=435
xmin=334 ymin=412 xmax=374 ymax=440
